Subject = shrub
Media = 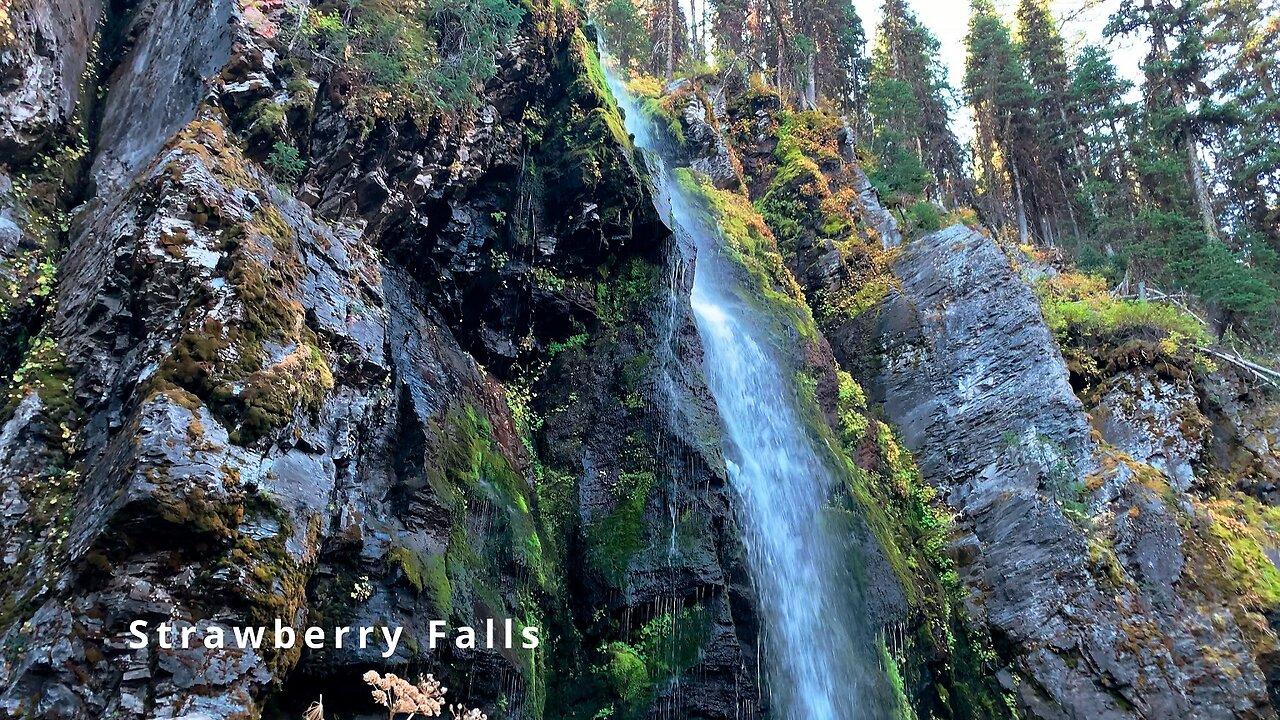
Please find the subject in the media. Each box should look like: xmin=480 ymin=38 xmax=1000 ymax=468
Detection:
xmin=265 ymin=141 xmax=305 ymax=181
xmin=1035 ymin=272 xmax=1209 ymax=348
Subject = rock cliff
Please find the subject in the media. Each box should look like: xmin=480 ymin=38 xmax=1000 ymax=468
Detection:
xmin=0 ymin=2 xmax=760 ymax=718
xmin=652 ymin=75 xmax=1280 ymax=719
xmin=5 ymin=2 xmax=1280 ymax=719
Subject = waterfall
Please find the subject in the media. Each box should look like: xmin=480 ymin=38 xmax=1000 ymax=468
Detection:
xmin=600 ymin=63 xmax=895 ymax=719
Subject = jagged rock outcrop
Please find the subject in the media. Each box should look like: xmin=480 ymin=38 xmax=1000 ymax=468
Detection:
xmin=862 ymin=225 xmax=1278 ymax=719
xmin=0 ymin=2 xmax=761 ymax=718
xmin=1092 ymin=369 xmax=1209 ymax=491
xmin=0 ymin=0 xmax=100 ymax=161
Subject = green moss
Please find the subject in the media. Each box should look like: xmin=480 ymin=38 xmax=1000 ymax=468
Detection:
xmin=603 ymin=642 xmax=650 ymax=703
xmin=596 ymin=605 xmax=714 ymax=715
xmin=145 ymin=141 xmax=337 ymax=445
xmin=596 ymin=257 xmax=658 ymax=327
xmin=879 ymin=640 xmax=919 ymax=720
xmin=676 ymin=168 xmax=820 ymax=343
xmin=533 ymin=27 xmax=655 ymax=249
xmin=1199 ymin=492 xmax=1280 ymax=606
xmin=836 ymin=370 xmax=870 ymax=446
xmin=387 ymin=546 xmax=453 ymax=615
xmin=586 ymin=470 xmax=654 ymax=585
xmin=1035 ymin=272 xmax=1209 ymax=351
xmin=2 ymin=335 xmax=78 ymax=421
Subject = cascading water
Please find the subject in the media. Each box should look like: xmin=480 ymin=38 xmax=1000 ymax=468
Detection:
xmin=600 ymin=64 xmax=896 ymax=719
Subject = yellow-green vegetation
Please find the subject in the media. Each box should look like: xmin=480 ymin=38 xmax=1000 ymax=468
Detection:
xmin=387 ymin=546 xmax=453 ymax=615
xmin=418 ymin=401 xmax=555 ymax=708
xmin=3 ymin=335 xmax=77 ymax=422
xmin=676 ymin=168 xmax=820 ymax=343
xmin=596 ymin=605 xmax=713 ymax=717
xmin=219 ymin=494 xmax=317 ymax=672
xmin=280 ymin=0 xmax=524 ymax=124
xmin=433 ymin=403 xmax=551 ymax=589
xmin=1035 ymin=272 xmax=1214 ymax=390
xmin=1198 ymin=491 xmax=1280 ymax=607
xmin=793 ymin=367 xmax=1013 ymax=717
xmin=758 ymin=111 xmax=863 ymax=253
xmin=584 ymin=431 xmax=657 ymax=586
xmin=0 ymin=332 xmax=82 ymax=626
xmin=630 ymin=75 xmax=717 ymax=151
xmin=596 ymin=257 xmax=658 ymax=328
xmin=1036 ymin=272 xmax=1209 ymax=352
xmin=879 ymin=640 xmax=920 ymax=720
xmin=745 ymin=109 xmax=905 ymax=327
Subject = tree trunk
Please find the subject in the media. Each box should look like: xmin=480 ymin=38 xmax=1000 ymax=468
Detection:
xmin=665 ymin=0 xmax=675 ymax=81
xmin=805 ymin=52 xmax=817 ymax=109
xmin=1012 ymin=161 xmax=1030 ymax=245
xmin=1056 ymin=162 xmax=1081 ymax=240
xmin=1185 ymin=132 xmax=1220 ymax=241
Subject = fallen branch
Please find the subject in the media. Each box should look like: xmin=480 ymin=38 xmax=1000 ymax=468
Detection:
xmin=1202 ymin=348 xmax=1280 ymax=388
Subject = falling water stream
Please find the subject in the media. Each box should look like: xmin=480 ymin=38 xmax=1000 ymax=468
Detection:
xmin=600 ymin=61 xmax=893 ymax=719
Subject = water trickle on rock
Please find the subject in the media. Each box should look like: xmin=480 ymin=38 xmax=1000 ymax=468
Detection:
xmin=601 ymin=60 xmax=894 ymax=719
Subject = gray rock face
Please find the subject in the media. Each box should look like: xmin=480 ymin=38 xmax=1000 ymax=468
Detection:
xmin=0 ymin=1 xmax=762 ymax=717
xmin=1093 ymin=369 xmax=1209 ymax=491
xmin=876 ymin=224 xmax=1097 ymax=491
xmin=677 ymin=88 xmax=742 ymax=190
xmin=0 ymin=0 xmax=101 ymax=161
xmin=865 ymin=225 xmax=1277 ymax=720
xmin=836 ymin=124 xmax=901 ymax=250
xmin=90 ymin=0 xmax=235 ymax=193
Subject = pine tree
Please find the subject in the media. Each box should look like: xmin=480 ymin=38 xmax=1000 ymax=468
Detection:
xmin=1108 ymin=0 xmax=1219 ymax=240
xmin=1069 ymin=45 xmax=1140 ymax=268
xmin=1203 ymin=0 xmax=1280 ymax=261
xmin=792 ymin=0 xmax=868 ymax=113
xmin=594 ymin=0 xmax=650 ymax=71
xmin=649 ymin=0 xmax=690 ymax=80
xmin=868 ymin=0 xmax=966 ymax=205
xmin=1108 ymin=0 xmax=1274 ymax=326
xmin=1016 ymin=0 xmax=1091 ymax=242
xmin=964 ymin=0 xmax=1043 ymax=243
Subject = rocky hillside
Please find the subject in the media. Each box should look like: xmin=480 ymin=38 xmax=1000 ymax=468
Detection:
xmin=0 ymin=2 xmax=763 ymax=718
xmin=3 ymin=1 xmax=1280 ymax=719
xmin=640 ymin=75 xmax=1280 ymax=719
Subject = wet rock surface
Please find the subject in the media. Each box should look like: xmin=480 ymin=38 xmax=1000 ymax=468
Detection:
xmin=0 ymin=0 xmax=101 ymax=161
xmin=0 ymin=1 xmax=760 ymax=718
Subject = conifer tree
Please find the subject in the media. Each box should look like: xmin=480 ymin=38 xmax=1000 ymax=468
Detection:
xmin=868 ymin=0 xmax=966 ymax=205
xmin=594 ymin=0 xmax=651 ymax=71
xmin=964 ymin=0 xmax=1042 ymax=242
xmin=1016 ymin=0 xmax=1092 ymax=240
xmin=1203 ymin=0 xmax=1280 ymax=261
xmin=1108 ymin=0 xmax=1274 ymax=326
xmin=1069 ymin=45 xmax=1141 ymax=264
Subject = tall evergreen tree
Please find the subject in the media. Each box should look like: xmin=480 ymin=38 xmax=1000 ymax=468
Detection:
xmin=648 ymin=0 xmax=690 ymax=80
xmin=964 ymin=0 xmax=1045 ymax=243
xmin=792 ymin=0 xmax=868 ymax=114
xmin=593 ymin=0 xmax=650 ymax=71
xmin=1069 ymin=44 xmax=1141 ymax=265
xmin=1108 ymin=0 xmax=1220 ymax=240
xmin=1016 ymin=0 xmax=1091 ymax=241
xmin=1203 ymin=0 xmax=1280 ymax=261
xmin=1108 ymin=0 xmax=1274 ymax=325
xmin=868 ymin=0 xmax=966 ymax=205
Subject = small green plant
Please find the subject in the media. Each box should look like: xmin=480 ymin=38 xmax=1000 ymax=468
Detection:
xmin=548 ymin=333 xmax=588 ymax=356
xmin=266 ymin=141 xmax=305 ymax=181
